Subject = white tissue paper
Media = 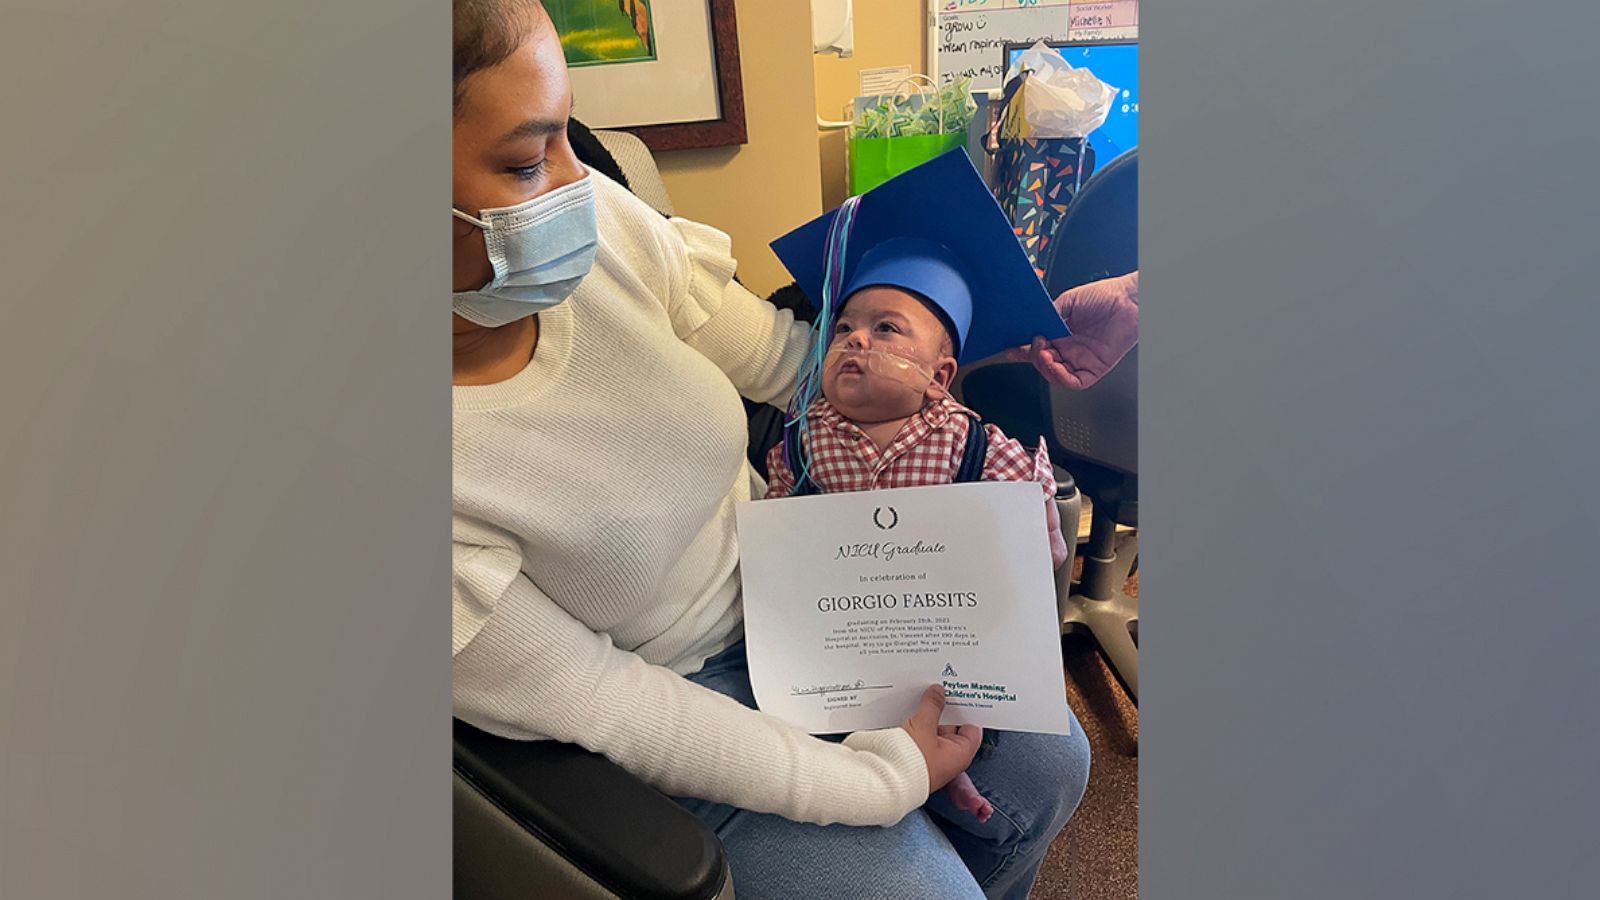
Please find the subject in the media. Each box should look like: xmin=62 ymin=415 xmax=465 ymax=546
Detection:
xmin=1001 ymin=41 xmax=1119 ymax=139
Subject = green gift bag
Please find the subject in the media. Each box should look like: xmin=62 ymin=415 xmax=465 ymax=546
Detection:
xmin=846 ymin=75 xmax=975 ymax=196
xmin=848 ymin=132 xmax=967 ymax=196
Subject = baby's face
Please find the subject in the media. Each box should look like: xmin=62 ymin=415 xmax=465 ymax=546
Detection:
xmin=821 ymin=286 xmax=959 ymax=425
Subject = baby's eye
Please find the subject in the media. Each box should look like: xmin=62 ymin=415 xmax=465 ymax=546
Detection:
xmin=875 ymin=322 xmax=900 ymax=333
xmin=833 ymin=321 xmax=852 ymax=334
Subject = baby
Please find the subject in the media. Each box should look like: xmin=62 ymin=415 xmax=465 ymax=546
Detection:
xmin=762 ymin=281 xmax=1070 ymax=568
xmin=764 ymin=150 xmax=1074 ymax=823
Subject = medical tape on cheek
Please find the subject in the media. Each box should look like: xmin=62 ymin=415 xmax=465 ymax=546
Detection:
xmin=825 ymin=345 xmax=935 ymax=394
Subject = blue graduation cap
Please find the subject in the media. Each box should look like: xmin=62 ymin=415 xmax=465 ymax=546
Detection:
xmin=770 ymin=149 xmax=1068 ymax=366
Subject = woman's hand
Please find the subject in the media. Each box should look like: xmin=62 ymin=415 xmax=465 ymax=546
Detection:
xmin=900 ymin=685 xmax=983 ymax=792
xmin=1005 ymin=271 xmax=1139 ymax=390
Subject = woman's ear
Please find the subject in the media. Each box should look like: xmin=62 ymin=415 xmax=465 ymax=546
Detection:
xmin=926 ymin=356 xmax=959 ymax=400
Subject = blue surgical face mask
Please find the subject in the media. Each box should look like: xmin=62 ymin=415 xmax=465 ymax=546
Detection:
xmin=451 ymin=173 xmax=598 ymax=328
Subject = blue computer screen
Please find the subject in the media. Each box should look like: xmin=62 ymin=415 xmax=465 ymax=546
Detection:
xmin=1005 ymin=42 xmax=1138 ymax=165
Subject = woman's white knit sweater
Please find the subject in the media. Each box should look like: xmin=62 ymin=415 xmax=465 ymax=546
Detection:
xmin=451 ymin=173 xmax=929 ymax=827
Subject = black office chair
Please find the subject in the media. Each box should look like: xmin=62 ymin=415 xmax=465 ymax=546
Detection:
xmin=1042 ymin=148 xmax=1138 ymax=702
xmin=956 ymin=149 xmax=1139 ymax=704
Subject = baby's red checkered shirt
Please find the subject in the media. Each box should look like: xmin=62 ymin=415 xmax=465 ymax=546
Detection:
xmin=763 ymin=397 xmax=1069 ymax=567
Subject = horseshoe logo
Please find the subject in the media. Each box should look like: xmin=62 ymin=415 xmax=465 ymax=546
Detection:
xmin=873 ymin=506 xmax=899 ymax=530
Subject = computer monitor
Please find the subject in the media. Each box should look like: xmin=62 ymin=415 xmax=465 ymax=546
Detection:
xmin=1003 ymin=40 xmax=1138 ymax=166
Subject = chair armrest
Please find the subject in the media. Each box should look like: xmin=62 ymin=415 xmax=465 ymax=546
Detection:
xmin=453 ymin=719 xmax=729 ymax=900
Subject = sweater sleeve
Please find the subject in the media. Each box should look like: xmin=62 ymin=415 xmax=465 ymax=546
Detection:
xmin=452 ymin=561 xmax=930 ymax=828
xmin=646 ymin=211 xmax=815 ymax=408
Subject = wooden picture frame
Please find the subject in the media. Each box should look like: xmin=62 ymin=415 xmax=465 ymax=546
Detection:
xmin=627 ymin=0 xmax=745 ymax=151
xmin=554 ymin=0 xmax=747 ymax=153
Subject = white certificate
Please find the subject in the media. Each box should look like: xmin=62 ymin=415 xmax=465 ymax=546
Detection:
xmin=734 ymin=481 xmax=1071 ymax=736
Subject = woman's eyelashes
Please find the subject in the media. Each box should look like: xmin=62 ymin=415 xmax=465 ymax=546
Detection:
xmin=507 ymin=159 xmax=549 ymax=182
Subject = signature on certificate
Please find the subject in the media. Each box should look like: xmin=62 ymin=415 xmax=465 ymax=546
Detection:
xmin=790 ymin=679 xmax=895 ymax=697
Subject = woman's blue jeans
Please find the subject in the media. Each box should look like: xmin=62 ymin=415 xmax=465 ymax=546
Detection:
xmin=673 ymin=640 xmax=1091 ymax=900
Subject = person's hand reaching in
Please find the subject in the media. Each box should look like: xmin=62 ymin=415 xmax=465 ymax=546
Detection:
xmin=1006 ymin=271 xmax=1139 ymax=390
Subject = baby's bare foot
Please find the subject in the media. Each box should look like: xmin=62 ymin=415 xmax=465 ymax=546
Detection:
xmin=944 ymin=772 xmax=994 ymax=824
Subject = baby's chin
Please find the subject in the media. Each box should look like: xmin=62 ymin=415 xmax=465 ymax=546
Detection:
xmin=822 ymin=376 xmax=931 ymax=422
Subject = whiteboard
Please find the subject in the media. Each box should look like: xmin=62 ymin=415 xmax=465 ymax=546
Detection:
xmin=930 ymin=0 xmax=1139 ymax=92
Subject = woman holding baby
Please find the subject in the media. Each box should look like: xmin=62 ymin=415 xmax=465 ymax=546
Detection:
xmin=451 ymin=2 xmax=1135 ymax=897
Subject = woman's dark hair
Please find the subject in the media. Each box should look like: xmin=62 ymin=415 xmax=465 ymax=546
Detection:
xmin=454 ymin=0 xmax=542 ymax=114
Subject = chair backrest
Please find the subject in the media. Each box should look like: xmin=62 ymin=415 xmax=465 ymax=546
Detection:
xmin=592 ymin=129 xmax=676 ymax=217
xmin=951 ymin=361 xmax=1050 ymax=452
xmin=1042 ymin=148 xmax=1137 ymax=291
xmin=1050 ymin=344 xmax=1137 ymax=477
xmin=1041 ymin=148 xmax=1138 ymax=478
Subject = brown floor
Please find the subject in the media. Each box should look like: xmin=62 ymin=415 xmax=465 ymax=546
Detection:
xmin=1031 ymin=566 xmax=1139 ymax=900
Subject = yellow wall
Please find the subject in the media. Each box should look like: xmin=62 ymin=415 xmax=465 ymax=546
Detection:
xmin=813 ymin=0 xmax=928 ymax=209
xmin=652 ymin=1 xmax=932 ymax=294
xmin=655 ymin=0 xmax=822 ymax=298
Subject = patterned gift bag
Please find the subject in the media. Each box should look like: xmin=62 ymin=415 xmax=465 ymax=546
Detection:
xmin=992 ymin=136 xmax=1095 ymax=279
xmin=985 ymin=52 xmax=1115 ymax=278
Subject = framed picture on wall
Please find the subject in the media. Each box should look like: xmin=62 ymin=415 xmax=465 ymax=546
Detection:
xmin=548 ymin=0 xmax=747 ymax=152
